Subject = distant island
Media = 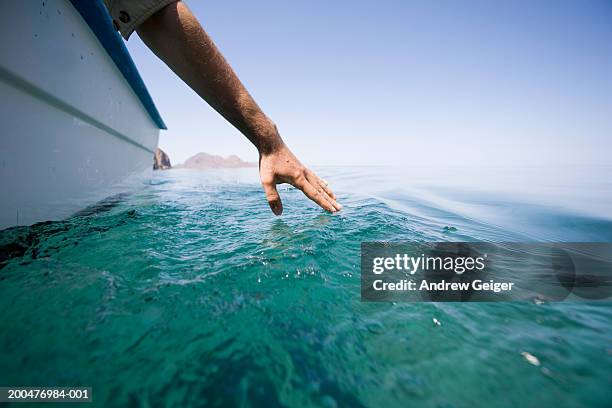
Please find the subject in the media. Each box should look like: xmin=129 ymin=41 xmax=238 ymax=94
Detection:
xmin=154 ymin=150 xmax=256 ymax=170
xmin=175 ymin=152 xmax=257 ymax=169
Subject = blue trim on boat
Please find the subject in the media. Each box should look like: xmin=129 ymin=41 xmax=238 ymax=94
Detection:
xmin=69 ymin=0 xmax=167 ymax=130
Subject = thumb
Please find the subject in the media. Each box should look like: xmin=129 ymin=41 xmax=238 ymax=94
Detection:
xmin=262 ymin=182 xmax=283 ymax=215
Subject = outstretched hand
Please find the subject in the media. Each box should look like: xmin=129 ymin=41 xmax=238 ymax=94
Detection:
xmin=259 ymin=145 xmax=342 ymax=215
xmin=137 ymin=4 xmax=338 ymax=216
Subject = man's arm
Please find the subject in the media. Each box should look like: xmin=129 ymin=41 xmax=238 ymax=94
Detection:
xmin=135 ymin=2 xmax=341 ymax=215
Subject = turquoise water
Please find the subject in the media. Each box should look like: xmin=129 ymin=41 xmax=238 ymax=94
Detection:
xmin=1 ymin=166 xmax=611 ymax=407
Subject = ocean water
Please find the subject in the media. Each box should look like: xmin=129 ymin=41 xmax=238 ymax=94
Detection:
xmin=1 ymin=166 xmax=611 ymax=407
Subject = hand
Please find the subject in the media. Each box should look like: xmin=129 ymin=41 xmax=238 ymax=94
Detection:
xmin=137 ymin=4 xmax=339 ymax=216
xmin=258 ymin=144 xmax=342 ymax=215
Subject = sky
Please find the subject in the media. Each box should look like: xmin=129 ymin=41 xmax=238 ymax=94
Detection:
xmin=126 ymin=0 xmax=612 ymax=166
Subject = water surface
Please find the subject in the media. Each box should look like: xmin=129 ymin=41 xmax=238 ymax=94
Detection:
xmin=1 ymin=166 xmax=611 ymax=407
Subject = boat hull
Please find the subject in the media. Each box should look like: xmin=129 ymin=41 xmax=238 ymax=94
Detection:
xmin=0 ymin=0 xmax=161 ymax=229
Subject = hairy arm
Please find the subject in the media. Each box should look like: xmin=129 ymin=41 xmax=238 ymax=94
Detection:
xmin=136 ymin=2 xmax=341 ymax=214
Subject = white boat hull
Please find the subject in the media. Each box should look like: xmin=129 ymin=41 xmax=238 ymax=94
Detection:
xmin=0 ymin=0 xmax=161 ymax=229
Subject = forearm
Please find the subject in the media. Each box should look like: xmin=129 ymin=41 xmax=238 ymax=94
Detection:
xmin=134 ymin=1 xmax=341 ymax=213
xmin=136 ymin=2 xmax=283 ymax=154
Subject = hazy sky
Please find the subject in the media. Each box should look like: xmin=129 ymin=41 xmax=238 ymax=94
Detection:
xmin=126 ymin=0 xmax=612 ymax=166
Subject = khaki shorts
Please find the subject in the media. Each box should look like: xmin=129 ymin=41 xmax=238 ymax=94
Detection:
xmin=103 ymin=0 xmax=179 ymax=39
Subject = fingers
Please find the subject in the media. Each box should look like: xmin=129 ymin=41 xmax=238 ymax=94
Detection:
xmin=261 ymin=167 xmax=342 ymax=214
xmin=262 ymin=182 xmax=283 ymax=215
xmin=291 ymin=175 xmax=340 ymax=212
xmin=320 ymin=181 xmax=337 ymax=200
xmin=300 ymin=180 xmax=337 ymax=212
xmin=317 ymin=177 xmax=337 ymax=200
xmin=306 ymin=172 xmax=342 ymax=211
